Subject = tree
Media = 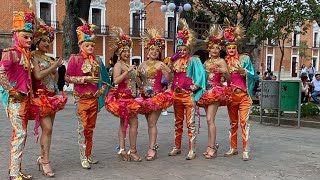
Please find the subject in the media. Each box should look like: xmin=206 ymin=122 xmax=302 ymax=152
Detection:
xmin=193 ymin=0 xmax=272 ymax=52
xmin=307 ymin=0 xmax=320 ymax=25
xmin=62 ymin=0 xmax=92 ymax=60
xmin=299 ymin=41 xmax=311 ymax=64
xmin=265 ymin=1 xmax=312 ymax=79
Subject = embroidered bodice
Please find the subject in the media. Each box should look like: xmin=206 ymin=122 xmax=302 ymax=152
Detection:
xmin=225 ymin=55 xmax=247 ymax=91
xmin=171 ymin=57 xmax=193 ymax=91
xmin=32 ymin=51 xmax=58 ymax=95
xmin=138 ymin=60 xmax=163 ymax=97
xmin=204 ymin=58 xmax=223 ymax=88
xmin=65 ymin=54 xmax=99 ymax=96
xmin=117 ymin=61 xmax=137 ymax=97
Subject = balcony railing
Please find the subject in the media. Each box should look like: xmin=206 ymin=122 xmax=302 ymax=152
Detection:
xmin=96 ymin=25 xmax=110 ymax=35
xmin=165 ymin=30 xmax=174 ymax=39
xmin=129 ymin=27 xmax=142 ymax=37
xmin=44 ymin=21 xmax=60 ymax=31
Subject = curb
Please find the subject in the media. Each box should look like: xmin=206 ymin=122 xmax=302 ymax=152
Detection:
xmin=249 ymin=115 xmax=320 ymax=129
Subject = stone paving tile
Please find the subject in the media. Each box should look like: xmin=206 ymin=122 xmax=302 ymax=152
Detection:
xmin=0 ymin=95 xmax=319 ymax=179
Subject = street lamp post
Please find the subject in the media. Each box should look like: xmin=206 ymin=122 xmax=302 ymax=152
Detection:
xmin=160 ymin=0 xmax=192 ymax=54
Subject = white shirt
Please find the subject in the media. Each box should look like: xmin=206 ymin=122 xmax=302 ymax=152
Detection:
xmin=312 ymin=79 xmax=320 ymax=91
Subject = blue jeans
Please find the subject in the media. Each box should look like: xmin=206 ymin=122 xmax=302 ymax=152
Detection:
xmin=311 ymin=91 xmax=320 ymax=104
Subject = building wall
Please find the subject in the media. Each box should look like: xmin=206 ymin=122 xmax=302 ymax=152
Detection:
xmin=259 ymin=22 xmax=320 ymax=78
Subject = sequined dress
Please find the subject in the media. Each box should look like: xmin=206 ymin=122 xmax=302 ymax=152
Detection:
xmin=105 ymin=64 xmax=140 ymax=128
xmin=30 ymin=51 xmax=68 ymax=138
xmin=197 ymin=58 xmax=231 ymax=107
xmin=137 ymin=61 xmax=173 ymax=114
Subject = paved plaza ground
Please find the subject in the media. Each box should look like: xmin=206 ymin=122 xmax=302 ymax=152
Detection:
xmin=0 ymin=94 xmax=319 ymax=180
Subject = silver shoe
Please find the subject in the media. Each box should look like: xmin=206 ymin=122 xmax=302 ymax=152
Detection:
xmin=242 ymin=151 xmax=250 ymax=161
xmin=81 ymin=159 xmax=91 ymax=169
xmin=87 ymin=156 xmax=99 ymax=164
xmin=186 ymin=150 xmax=196 ymax=160
xmin=224 ymin=148 xmax=238 ymax=157
xmin=168 ymin=147 xmax=181 ymax=156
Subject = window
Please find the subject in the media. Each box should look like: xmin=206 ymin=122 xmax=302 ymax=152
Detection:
xmin=166 ymin=17 xmax=174 ymax=39
xmin=267 ymin=56 xmax=273 ymax=71
xmin=267 ymin=38 xmax=278 ymax=46
xmin=40 ymin=3 xmax=51 ymax=25
xmin=192 ymin=22 xmax=209 ymax=39
xmin=131 ymin=13 xmax=140 ymax=37
xmin=292 ymin=26 xmax=300 ymax=47
xmin=312 ymin=57 xmax=318 ymax=70
xmin=314 ymin=32 xmax=319 ymax=47
xmin=92 ymin=8 xmax=101 ymax=26
xmin=293 ymin=33 xmax=297 ymax=47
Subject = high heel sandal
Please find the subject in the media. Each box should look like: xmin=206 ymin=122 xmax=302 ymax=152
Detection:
xmin=127 ymin=149 xmax=142 ymax=162
xmin=145 ymin=144 xmax=159 ymax=161
xmin=117 ymin=148 xmax=128 ymax=161
xmin=204 ymin=144 xmax=219 ymax=159
xmin=37 ymin=156 xmax=55 ymax=177
xmin=203 ymin=143 xmax=219 ymax=156
xmin=19 ymin=171 xmax=33 ymax=180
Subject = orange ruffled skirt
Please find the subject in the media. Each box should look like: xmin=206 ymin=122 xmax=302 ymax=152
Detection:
xmin=137 ymin=90 xmax=173 ymax=115
xmin=105 ymin=89 xmax=140 ymax=120
xmin=29 ymin=89 xmax=68 ymax=141
xmin=197 ymin=85 xmax=231 ymax=107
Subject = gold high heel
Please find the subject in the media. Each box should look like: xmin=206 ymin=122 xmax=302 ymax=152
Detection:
xmin=37 ymin=156 xmax=55 ymax=177
xmin=127 ymin=149 xmax=142 ymax=162
xmin=19 ymin=171 xmax=33 ymax=180
xmin=117 ymin=148 xmax=128 ymax=161
xmin=145 ymin=144 xmax=159 ymax=161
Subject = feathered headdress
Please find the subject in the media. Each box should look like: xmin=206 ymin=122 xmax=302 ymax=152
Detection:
xmin=204 ymin=24 xmax=224 ymax=49
xmin=110 ymin=26 xmax=133 ymax=53
xmin=223 ymin=17 xmax=245 ymax=46
xmin=176 ymin=18 xmax=196 ymax=48
xmin=142 ymin=28 xmax=165 ymax=50
xmin=12 ymin=11 xmax=35 ymax=33
xmin=33 ymin=18 xmax=55 ymax=44
xmin=76 ymin=18 xmax=97 ymax=44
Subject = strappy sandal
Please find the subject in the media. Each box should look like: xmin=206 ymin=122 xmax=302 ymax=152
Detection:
xmin=203 ymin=143 xmax=219 ymax=156
xmin=117 ymin=148 xmax=128 ymax=161
xmin=127 ymin=149 xmax=142 ymax=162
xmin=19 ymin=171 xmax=33 ymax=180
xmin=204 ymin=145 xmax=218 ymax=159
xmin=145 ymin=144 xmax=159 ymax=161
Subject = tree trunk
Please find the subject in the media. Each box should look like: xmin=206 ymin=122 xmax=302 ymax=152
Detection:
xmin=62 ymin=0 xmax=91 ymax=61
xmin=278 ymin=39 xmax=285 ymax=80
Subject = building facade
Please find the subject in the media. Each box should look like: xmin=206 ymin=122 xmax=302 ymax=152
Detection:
xmin=0 ymin=0 xmax=182 ymax=66
xmin=259 ymin=22 xmax=320 ymax=78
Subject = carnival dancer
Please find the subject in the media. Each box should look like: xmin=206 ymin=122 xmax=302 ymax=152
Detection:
xmin=136 ymin=28 xmax=173 ymax=161
xmin=105 ymin=27 xmax=142 ymax=162
xmin=0 ymin=11 xmax=35 ymax=180
xmin=196 ymin=24 xmax=231 ymax=159
xmin=168 ymin=19 xmax=207 ymax=160
xmin=30 ymin=19 xmax=67 ymax=177
xmin=222 ymin=18 xmax=255 ymax=161
xmin=65 ymin=19 xmax=108 ymax=169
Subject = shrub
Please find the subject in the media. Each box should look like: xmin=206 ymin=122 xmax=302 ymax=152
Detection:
xmin=301 ymin=103 xmax=320 ymax=117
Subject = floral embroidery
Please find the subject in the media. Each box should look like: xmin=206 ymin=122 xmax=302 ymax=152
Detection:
xmin=65 ymin=76 xmax=85 ymax=84
xmin=0 ymin=64 xmax=14 ymax=92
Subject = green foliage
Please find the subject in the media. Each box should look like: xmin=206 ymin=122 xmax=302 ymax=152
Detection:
xmin=299 ymin=41 xmax=311 ymax=60
xmin=301 ymin=103 xmax=320 ymax=117
xmin=251 ymin=106 xmax=260 ymax=115
xmin=194 ymin=0 xmax=317 ymax=55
